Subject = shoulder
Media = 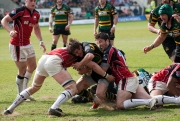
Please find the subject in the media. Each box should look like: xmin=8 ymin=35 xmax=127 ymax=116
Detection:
xmin=95 ymin=6 xmax=99 ymax=11
xmin=34 ymin=9 xmax=40 ymax=14
xmin=63 ymin=4 xmax=71 ymax=10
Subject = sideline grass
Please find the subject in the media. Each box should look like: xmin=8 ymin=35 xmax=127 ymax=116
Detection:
xmin=0 ymin=21 xmax=177 ymax=121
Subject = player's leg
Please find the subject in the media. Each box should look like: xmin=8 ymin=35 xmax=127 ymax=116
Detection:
xmin=62 ymin=28 xmax=70 ymax=47
xmin=22 ymin=45 xmax=36 ymax=90
xmin=49 ymin=70 xmax=76 ymax=117
xmin=148 ymin=80 xmax=180 ymax=105
xmin=117 ymin=77 xmax=157 ymax=110
xmin=62 ymin=34 xmax=68 ymax=47
xmin=4 ymin=74 xmax=46 ymax=115
xmin=4 ymin=55 xmax=49 ymax=115
xmin=51 ymin=34 xmax=60 ymax=50
xmin=9 ymin=44 xmax=27 ymax=94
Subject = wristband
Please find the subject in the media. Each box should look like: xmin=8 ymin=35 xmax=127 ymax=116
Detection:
xmin=103 ymin=72 xmax=109 ymax=78
xmin=113 ymin=24 xmax=116 ymax=28
xmin=150 ymin=44 xmax=154 ymax=49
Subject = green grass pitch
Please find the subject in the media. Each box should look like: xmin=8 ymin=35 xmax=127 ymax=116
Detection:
xmin=0 ymin=21 xmax=179 ymax=121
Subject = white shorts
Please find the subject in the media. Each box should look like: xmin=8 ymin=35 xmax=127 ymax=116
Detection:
xmin=148 ymin=79 xmax=168 ymax=94
xmin=117 ymin=77 xmax=138 ymax=93
xmin=35 ymin=55 xmax=64 ymax=77
xmin=9 ymin=43 xmax=35 ymax=62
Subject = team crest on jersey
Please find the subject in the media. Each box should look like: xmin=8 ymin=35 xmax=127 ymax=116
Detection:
xmin=176 ymin=71 xmax=180 ymax=77
xmin=99 ymin=11 xmax=108 ymax=16
xmin=11 ymin=9 xmax=16 ymax=14
xmin=55 ymin=11 xmax=65 ymax=15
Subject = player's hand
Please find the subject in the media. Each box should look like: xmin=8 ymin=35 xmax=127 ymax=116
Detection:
xmin=10 ymin=30 xmax=17 ymax=37
xmin=94 ymin=31 xmax=97 ymax=37
xmin=110 ymin=27 xmax=115 ymax=34
xmin=143 ymin=46 xmax=152 ymax=54
xmin=172 ymin=14 xmax=180 ymax=22
xmin=49 ymin=28 xmax=53 ymax=33
xmin=106 ymin=74 xmax=115 ymax=82
xmin=65 ymin=24 xmax=70 ymax=31
xmin=78 ymin=66 xmax=92 ymax=75
xmin=40 ymin=41 xmax=46 ymax=53
xmin=72 ymin=62 xmax=82 ymax=71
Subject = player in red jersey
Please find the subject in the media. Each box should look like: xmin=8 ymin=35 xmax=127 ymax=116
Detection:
xmin=3 ymin=38 xmax=113 ymax=117
xmin=95 ymin=32 xmax=158 ymax=110
xmin=148 ymin=63 xmax=180 ymax=106
xmin=1 ymin=0 xmax=46 ymax=100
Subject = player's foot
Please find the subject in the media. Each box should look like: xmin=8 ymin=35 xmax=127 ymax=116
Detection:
xmin=71 ymin=95 xmax=88 ymax=103
xmin=90 ymin=102 xmax=99 ymax=110
xmin=48 ymin=108 xmax=66 ymax=117
xmin=4 ymin=109 xmax=12 ymax=115
xmin=148 ymin=97 xmax=158 ymax=110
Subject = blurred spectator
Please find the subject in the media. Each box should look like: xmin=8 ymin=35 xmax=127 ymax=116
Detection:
xmin=122 ymin=7 xmax=128 ymax=16
xmin=86 ymin=10 xmax=91 ymax=19
xmin=127 ymin=8 xmax=134 ymax=16
xmin=150 ymin=0 xmax=156 ymax=11
xmin=133 ymin=5 xmax=139 ymax=16
xmin=124 ymin=0 xmax=130 ymax=6
xmin=116 ymin=0 xmax=124 ymax=6
xmin=110 ymin=0 xmax=116 ymax=5
xmin=117 ymin=6 xmax=126 ymax=17
xmin=0 ymin=10 xmax=4 ymax=27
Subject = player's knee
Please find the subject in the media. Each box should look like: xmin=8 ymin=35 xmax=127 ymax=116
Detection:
xmin=62 ymin=79 xmax=78 ymax=95
xmin=31 ymin=82 xmax=42 ymax=92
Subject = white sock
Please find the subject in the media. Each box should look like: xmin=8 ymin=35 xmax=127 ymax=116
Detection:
xmin=7 ymin=89 xmax=30 ymax=113
xmin=123 ymin=99 xmax=149 ymax=109
xmin=23 ymin=71 xmax=32 ymax=90
xmin=51 ymin=90 xmax=72 ymax=109
xmin=16 ymin=75 xmax=24 ymax=94
xmin=154 ymin=95 xmax=180 ymax=105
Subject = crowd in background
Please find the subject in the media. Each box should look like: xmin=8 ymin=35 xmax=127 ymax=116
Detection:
xmin=10 ymin=0 xmax=141 ymax=19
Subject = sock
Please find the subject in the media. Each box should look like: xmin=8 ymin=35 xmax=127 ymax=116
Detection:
xmin=123 ymin=99 xmax=149 ymax=109
xmin=63 ymin=44 xmax=66 ymax=47
xmin=51 ymin=44 xmax=57 ymax=50
xmin=154 ymin=95 xmax=180 ymax=105
xmin=79 ymin=89 xmax=93 ymax=101
xmin=7 ymin=89 xmax=30 ymax=113
xmin=22 ymin=71 xmax=32 ymax=91
xmin=51 ymin=90 xmax=72 ymax=109
xmin=16 ymin=75 xmax=24 ymax=94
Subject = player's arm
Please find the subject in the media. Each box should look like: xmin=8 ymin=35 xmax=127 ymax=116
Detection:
xmin=49 ymin=13 xmax=53 ymax=33
xmin=148 ymin=23 xmax=160 ymax=34
xmin=167 ymin=76 xmax=180 ymax=96
xmin=86 ymin=61 xmax=114 ymax=82
xmin=143 ymin=32 xmax=167 ymax=54
xmin=94 ymin=9 xmax=99 ymax=36
xmin=34 ymin=23 xmax=46 ymax=52
xmin=1 ymin=15 xmax=16 ymax=37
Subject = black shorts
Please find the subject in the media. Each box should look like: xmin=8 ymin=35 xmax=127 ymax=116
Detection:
xmin=162 ymin=36 xmax=176 ymax=58
xmin=99 ymin=29 xmax=115 ymax=40
xmin=53 ymin=25 xmax=71 ymax=35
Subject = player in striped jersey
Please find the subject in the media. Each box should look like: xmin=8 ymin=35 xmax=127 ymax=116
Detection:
xmin=49 ymin=0 xmax=73 ymax=50
xmin=94 ymin=0 xmax=118 ymax=46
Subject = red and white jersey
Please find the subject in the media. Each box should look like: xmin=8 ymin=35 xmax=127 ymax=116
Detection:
xmin=101 ymin=45 xmax=134 ymax=85
xmin=47 ymin=48 xmax=78 ymax=68
xmin=152 ymin=63 xmax=178 ymax=84
xmin=9 ymin=6 xmax=40 ymax=46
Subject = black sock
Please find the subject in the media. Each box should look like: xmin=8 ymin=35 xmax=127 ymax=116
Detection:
xmin=51 ymin=44 xmax=57 ymax=50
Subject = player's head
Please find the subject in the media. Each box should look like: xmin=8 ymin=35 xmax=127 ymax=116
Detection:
xmin=161 ymin=0 xmax=170 ymax=4
xmin=25 ymin=0 xmax=36 ymax=11
xmin=158 ymin=4 xmax=173 ymax=22
xmin=95 ymin=32 xmax=110 ymax=51
xmin=57 ymin=0 xmax=62 ymax=5
xmin=67 ymin=38 xmax=83 ymax=57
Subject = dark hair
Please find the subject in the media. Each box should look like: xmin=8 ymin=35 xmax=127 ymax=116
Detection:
xmin=95 ymin=32 xmax=110 ymax=41
xmin=67 ymin=38 xmax=82 ymax=55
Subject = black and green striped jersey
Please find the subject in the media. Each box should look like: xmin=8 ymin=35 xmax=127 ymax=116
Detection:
xmin=160 ymin=18 xmax=180 ymax=44
xmin=149 ymin=3 xmax=180 ymax=27
xmin=51 ymin=4 xmax=73 ymax=26
xmin=95 ymin=3 xmax=117 ymax=31
xmin=82 ymin=42 xmax=103 ymax=64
